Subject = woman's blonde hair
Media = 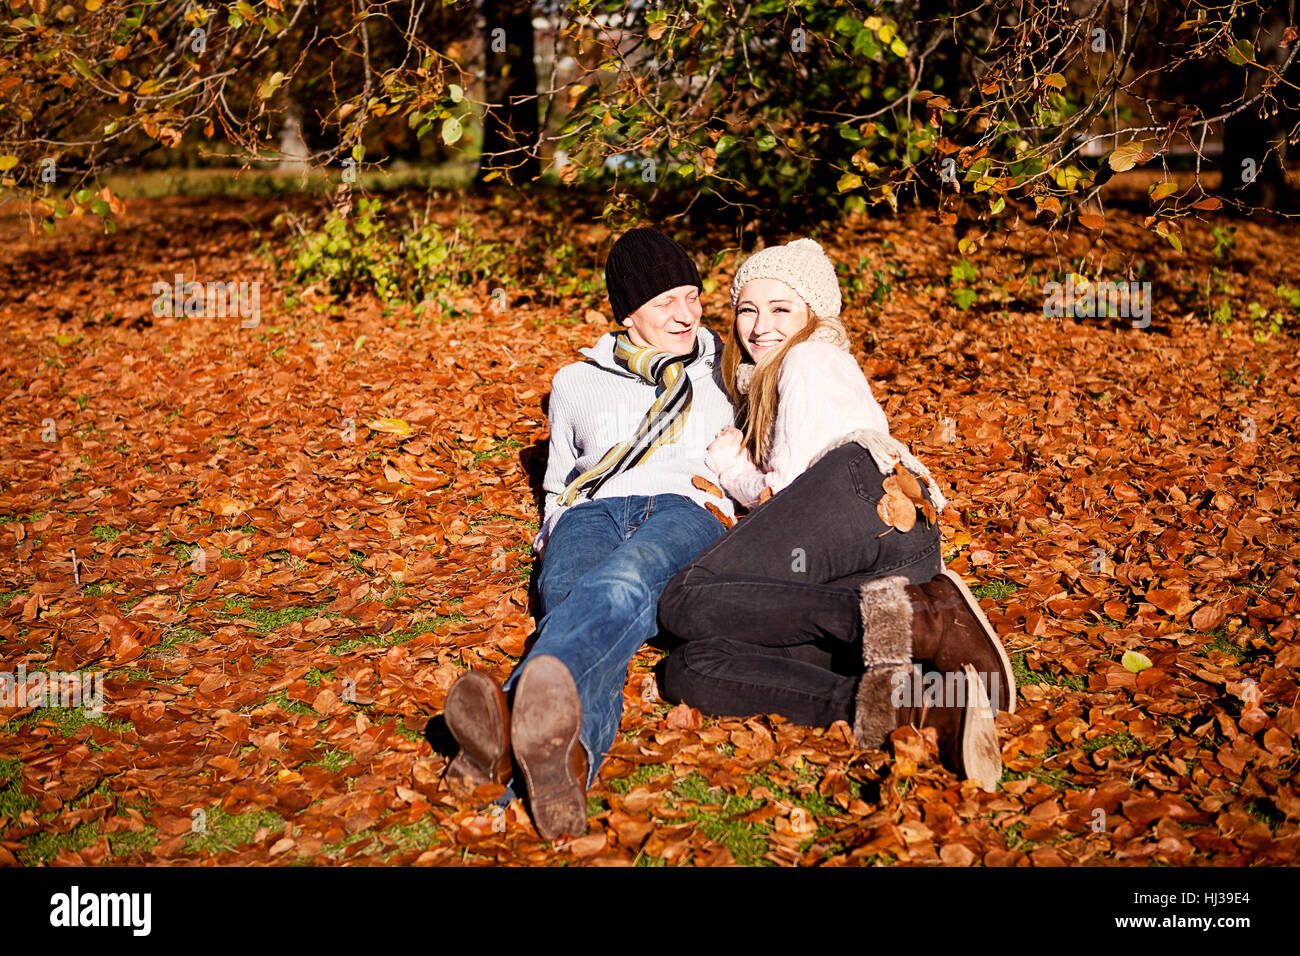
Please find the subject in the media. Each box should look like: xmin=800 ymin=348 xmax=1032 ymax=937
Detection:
xmin=720 ymin=308 xmax=827 ymax=467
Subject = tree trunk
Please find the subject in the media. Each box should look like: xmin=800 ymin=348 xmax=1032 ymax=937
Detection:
xmin=1218 ymin=3 xmax=1298 ymax=212
xmin=477 ymin=1 xmax=540 ymax=184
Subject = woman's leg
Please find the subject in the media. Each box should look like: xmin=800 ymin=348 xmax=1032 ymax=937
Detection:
xmin=660 ymin=637 xmax=860 ymax=726
xmin=658 ymin=443 xmax=942 ymax=647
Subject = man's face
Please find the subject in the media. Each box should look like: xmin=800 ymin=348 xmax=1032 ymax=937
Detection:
xmin=622 ymin=284 xmax=703 ymax=354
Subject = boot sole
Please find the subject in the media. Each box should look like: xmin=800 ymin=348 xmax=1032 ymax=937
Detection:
xmin=941 ymin=569 xmax=1017 ymax=714
xmin=957 ymin=664 xmax=1003 ymax=792
xmin=511 ymin=655 xmax=588 ymax=841
xmin=444 ymin=670 xmax=509 ymax=789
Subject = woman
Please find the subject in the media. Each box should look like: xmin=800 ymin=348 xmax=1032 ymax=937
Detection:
xmin=656 ymin=238 xmax=1015 ymax=790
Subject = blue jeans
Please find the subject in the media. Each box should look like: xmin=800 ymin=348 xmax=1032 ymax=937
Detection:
xmin=499 ymin=494 xmax=725 ymax=800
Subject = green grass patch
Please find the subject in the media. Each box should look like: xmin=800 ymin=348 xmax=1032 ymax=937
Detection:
xmin=638 ymin=769 xmax=841 ymax=866
xmin=0 ymin=758 xmax=36 ymax=820
xmin=969 ymin=580 xmax=1020 ymax=601
xmin=470 ymin=437 xmax=524 ymax=464
xmin=607 ymin=763 xmax=674 ymax=794
xmin=667 ymin=772 xmax=770 ymax=866
xmin=107 ymin=826 xmax=161 ymax=858
xmin=391 ymin=723 xmax=426 ymax=744
xmin=1011 ymin=651 xmax=1087 ymax=691
xmin=303 ymin=747 xmax=353 ymax=773
xmin=148 ymin=625 xmax=206 ymax=658
xmin=256 ymin=689 xmax=317 ymax=717
xmin=376 ymin=816 xmax=448 ymax=862
xmin=91 ymin=525 xmax=120 ymax=541
xmin=330 ymin=612 xmax=468 ymax=654
xmin=18 ymin=821 xmax=101 ymax=864
xmin=999 ymin=766 xmax=1088 ymax=791
xmin=6 ymin=706 xmax=134 ymax=738
xmin=9 ymin=777 xmax=159 ymax=863
xmin=221 ymin=598 xmax=335 ymax=632
xmin=1196 ymin=633 xmax=1259 ymax=664
xmin=185 ymin=805 xmax=286 ymax=855
xmin=1079 ymin=731 xmax=1153 ymax=758
xmin=1245 ymin=799 xmax=1286 ymax=828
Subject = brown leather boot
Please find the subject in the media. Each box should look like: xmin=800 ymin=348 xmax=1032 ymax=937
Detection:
xmin=858 ymin=571 xmax=1016 ymax=714
xmin=510 ymin=655 xmax=589 ymax=841
xmin=854 ymin=662 xmax=1002 ymax=791
xmin=444 ymin=670 xmax=512 ymax=794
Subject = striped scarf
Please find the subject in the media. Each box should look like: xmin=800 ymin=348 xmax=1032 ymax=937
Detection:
xmin=558 ymin=331 xmax=700 ymax=506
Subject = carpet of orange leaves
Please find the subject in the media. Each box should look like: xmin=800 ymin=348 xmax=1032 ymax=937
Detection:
xmin=1 ymin=192 xmax=1297 ymax=866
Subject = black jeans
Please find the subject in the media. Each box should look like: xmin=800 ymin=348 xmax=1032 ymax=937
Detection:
xmin=657 ymin=442 xmax=943 ymax=726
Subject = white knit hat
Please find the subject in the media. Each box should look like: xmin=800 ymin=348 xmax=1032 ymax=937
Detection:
xmin=729 ymin=237 xmax=851 ymax=395
xmin=729 ymin=237 xmax=843 ymax=321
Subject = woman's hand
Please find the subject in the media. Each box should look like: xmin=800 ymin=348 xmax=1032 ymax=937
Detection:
xmin=708 ymin=426 xmax=745 ymax=459
xmin=705 ymin=426 xmax=750 ymax=478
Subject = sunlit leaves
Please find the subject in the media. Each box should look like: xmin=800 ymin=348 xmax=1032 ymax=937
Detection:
xmin=1121 ymin=650 xmax=1154 ymax=673
xmin=1107 ymin=140 xmax=1156 ymax=172
xmin=257 ymin=71 xmax=286 ymax=99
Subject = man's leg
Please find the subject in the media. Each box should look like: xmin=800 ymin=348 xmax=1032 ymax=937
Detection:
xmin=533 ymin=499 xmax=627 ymax=618
xmin=449 ymin=499 xmax=626 ymax=805
xmin=508 ymin=494 xmax=725 ymax=788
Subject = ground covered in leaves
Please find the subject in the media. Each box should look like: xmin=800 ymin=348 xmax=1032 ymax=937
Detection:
xmin=1 ymin=187 xmax=1298 ymax=866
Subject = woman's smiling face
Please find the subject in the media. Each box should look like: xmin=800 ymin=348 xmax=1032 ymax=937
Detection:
xmin=734 ymin=277 xmax=810 ymax=362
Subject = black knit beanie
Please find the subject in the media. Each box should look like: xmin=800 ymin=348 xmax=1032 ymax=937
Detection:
xmin=604 ymin=227 xmax=703 ymax=321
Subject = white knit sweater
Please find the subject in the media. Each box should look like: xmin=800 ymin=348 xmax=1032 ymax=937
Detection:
xmin=533 ymin=328 xmax=740 ymax=559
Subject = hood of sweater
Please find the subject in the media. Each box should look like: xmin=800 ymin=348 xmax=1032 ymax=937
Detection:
xmin=578 ymin=327 xmax=722 ymax=379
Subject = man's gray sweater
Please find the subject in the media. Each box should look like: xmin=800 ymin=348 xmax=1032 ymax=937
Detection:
xmin=533 ymin=327 xmax=740 ymax=559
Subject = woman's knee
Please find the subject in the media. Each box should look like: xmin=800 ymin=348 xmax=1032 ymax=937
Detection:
xmin=659 ymin=642 xmax=720 ymax=705
xmin=656 ymin=570 xmax=697 ymax=637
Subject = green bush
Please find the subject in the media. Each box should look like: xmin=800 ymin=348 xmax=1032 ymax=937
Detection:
xmin=262 ymin=196 xmax=612 ymax=311
xmin=264 ymin=197 xmax=509 ymax=308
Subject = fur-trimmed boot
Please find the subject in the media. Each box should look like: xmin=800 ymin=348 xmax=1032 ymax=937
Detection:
xmin=853 ymin=661 xmax=1002 ymax=792
xmin=854 ymin=575 xmax=1004 ymax=791
xmin=857 ymin=571 xmax=1016 ymax=714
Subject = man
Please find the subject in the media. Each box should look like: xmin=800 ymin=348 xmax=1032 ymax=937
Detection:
xmin=442 ymin=227 xmax=739 ymax=839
